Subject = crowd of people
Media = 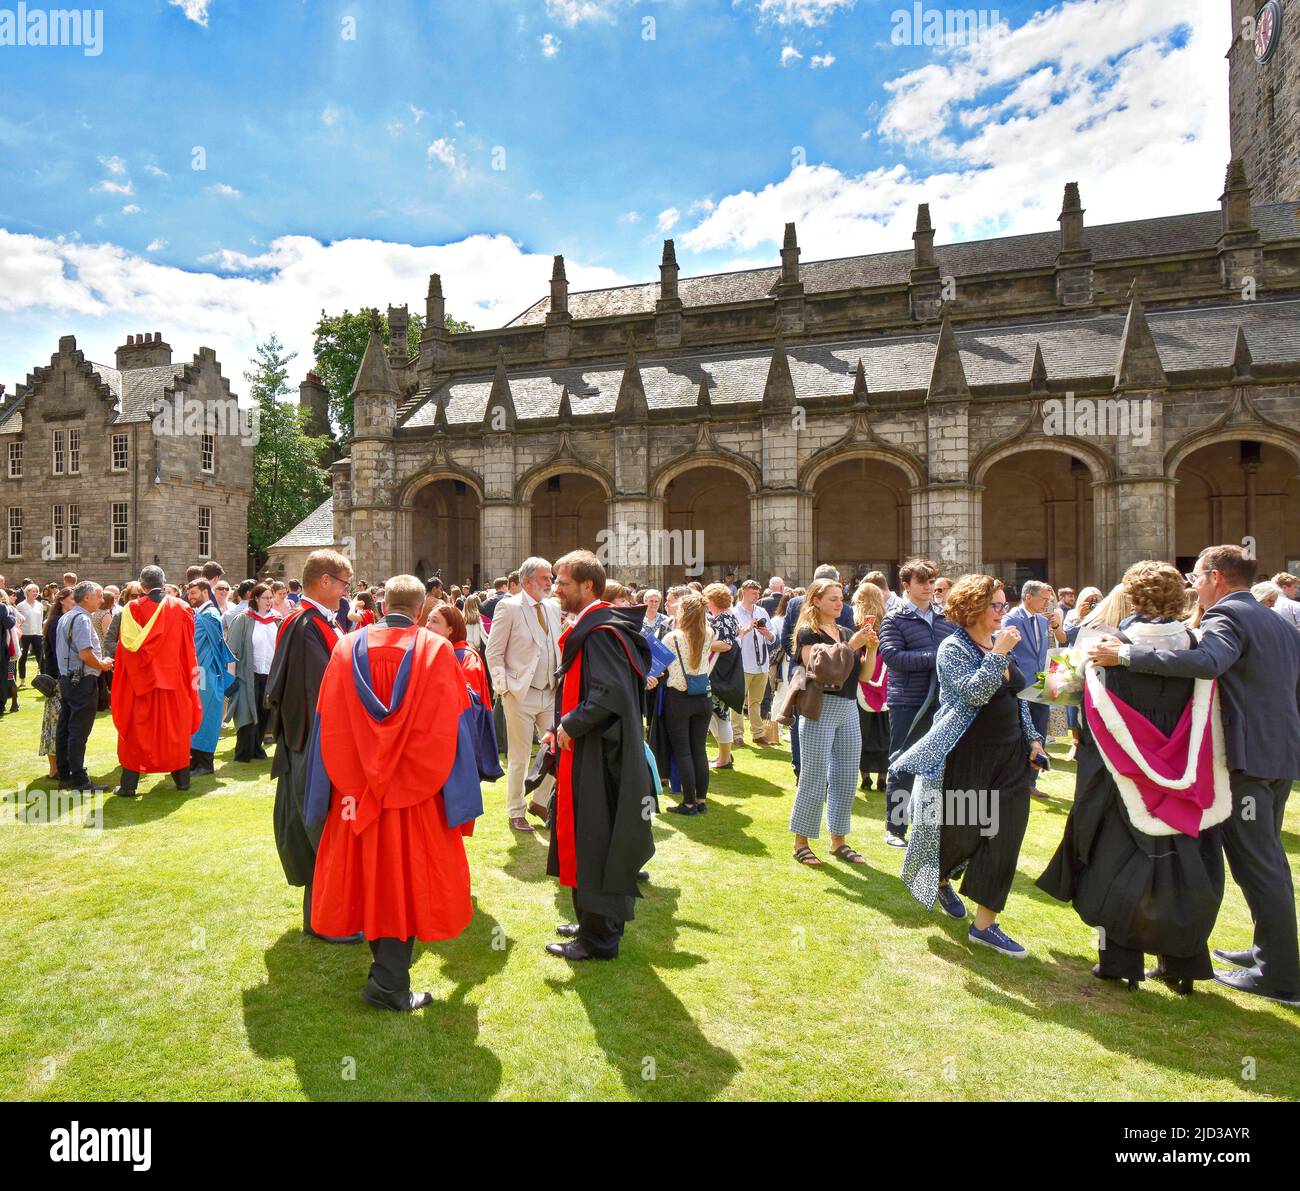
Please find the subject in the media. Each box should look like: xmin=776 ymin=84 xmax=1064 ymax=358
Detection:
xmin=0 ymin=546 xmax=1296 ymax=1011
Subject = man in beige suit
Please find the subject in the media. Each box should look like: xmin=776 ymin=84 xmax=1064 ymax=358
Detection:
xmin=484 ymin=556 xmax=562 ymax=832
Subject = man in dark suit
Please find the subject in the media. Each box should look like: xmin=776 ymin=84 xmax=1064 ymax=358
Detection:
xmin=1003 ymin=579 xmax=1065 ymax=796
xmin=1092 ymin=545 xmax=1300 ymax=1005
xmin=759 ymin=577 xmax=785 ymax=618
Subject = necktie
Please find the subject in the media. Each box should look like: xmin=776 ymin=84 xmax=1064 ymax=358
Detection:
xmin=535 ymin=602 xmax=547 ymax=636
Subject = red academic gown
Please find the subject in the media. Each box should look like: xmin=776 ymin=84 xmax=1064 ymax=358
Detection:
xmin=311 ymin=625 xmax=474 ymax=942
xmin=111 ymin=595 xmax=203 ymax=774
xmin=452 ymin=637 xmax=491 ymax=708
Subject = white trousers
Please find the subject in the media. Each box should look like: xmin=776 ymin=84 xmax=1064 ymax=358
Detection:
xmin=502 ymin=686 xmax=556 ymax=818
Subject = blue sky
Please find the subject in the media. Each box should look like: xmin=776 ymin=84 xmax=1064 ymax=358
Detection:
xmin=0 ymin=0 xmax=1232 ymax=393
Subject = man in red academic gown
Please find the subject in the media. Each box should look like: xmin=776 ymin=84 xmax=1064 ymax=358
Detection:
xmin=111 ymin=566 xmax=203 ymax=798
xmin=544 ymin=550 xmax=655 ymax=961
xmin=305 ymin=574 xmax=484 ymax=1011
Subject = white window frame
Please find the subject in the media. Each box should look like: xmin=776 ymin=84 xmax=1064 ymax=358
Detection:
xmin=68 ymin=503 xmax=80 ymax=557
xmin=6 ymin=506 xmax=20 ymax=558
xmin=111 ymin=433 xmax=129 ymax=472
xmin=198 ymin=506 xmax=212 ymax=558
xmin=111 ymin=502 xmax=129 ymax=558
xmin=52 ymin=429 xmax=65 ymax=476
xmin=52 ymin=504 xmax=65 ymax=557
xmin=201 ymin=432 xmax=215 ymax=474
xmin=67 ymin=428 xmax=81 ymax=475
xmin=6 ymin=441 xmax=20 ymax=479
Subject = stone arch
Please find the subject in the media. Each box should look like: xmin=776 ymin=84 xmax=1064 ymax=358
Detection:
xmin=1165 ymin=424 xmax=1300 ymax=479
xmin=652 ymin=448 xmax=760 ymax=499
xmin=399 ymin=464 xmax=485 ymax=507
xmin=805 ymin=449 xmax=918 ymax=585
xmin=1168 ymin=431 xmax=1300 ymax=576
xmin=800 ymin=441 xmax=926 ymax=493
xmin=400 ymin=468 xmax=484 ymax=584
xmin=516 ymin=457 xmax=613 ymax=504
xmin=970 ymin=433 xmax=1113 ymax=487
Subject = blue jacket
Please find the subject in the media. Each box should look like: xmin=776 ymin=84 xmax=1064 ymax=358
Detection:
xmin=877 ymin=602 xmax=956 ymax=707
xmin=1002 ymin=605 xmax=1053 ymax=687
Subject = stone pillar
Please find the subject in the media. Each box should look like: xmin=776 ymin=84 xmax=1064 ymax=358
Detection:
xmin=751 ymin=489 xmax=808 ymax=584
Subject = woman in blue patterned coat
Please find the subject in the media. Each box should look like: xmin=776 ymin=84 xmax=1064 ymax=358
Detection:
xmin=895 ymin=574 xmax=1048 ymax=958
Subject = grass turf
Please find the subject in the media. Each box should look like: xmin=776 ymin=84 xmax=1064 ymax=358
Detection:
xmin=0 ymin=697 xmax=1297 ymax=1101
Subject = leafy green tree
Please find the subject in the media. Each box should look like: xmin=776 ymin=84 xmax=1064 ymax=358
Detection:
xmin=311 ymin=308 xmax=474 ymax=438
xmin=244 ymin=335 xmax=331 ymax=572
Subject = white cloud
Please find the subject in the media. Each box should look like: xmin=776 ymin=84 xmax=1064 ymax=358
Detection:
xmin=545 ymin=0 xmax=620 ymax=26
xmin=780 ymin=44 xmax=803 ymax=66
xmin=810 ymin=53 xmax=835 ymax=68
xmin=528 ymin=191 xmax=544 ymax=201
xmin=0 ymin=229 xmax=631 ymax=391
xmin=208 ymin=183 xmax=241 ymax=198
xmin=386 ymin=122 xmax=405 ymax=137
xmin=749 ymin=0 xmax=856 ymax=26
xmin=409 ymin=104 xmax=426 ymax=124
xmin=99 ymin=155 xmax=127 ymax=175
xmin=539 ymin=32 xmax=562 ymax=57
xmin=145 ymin=164 xmax=169 ymax=178
xmin=121 ymin=204 xmax=142 ymax=215
xmin=620 ymin=211 xmax=642 ymax=224
xmin=681 ymin=0 xmax=1229 ymax=263
xmin=168 ymin=0 xmax=211 ymax=27
xmin=146 ymin=239 xmax=167 ymax=253
xmin=92 ymin=178 xmax=134 ymax=196
xmin=322 ymin=105 xmax=342 ymax=127
xmin=426 ymin=138 xmax=467 ymax=181
xmin=656 ymin=207 xmax=680 ymax=232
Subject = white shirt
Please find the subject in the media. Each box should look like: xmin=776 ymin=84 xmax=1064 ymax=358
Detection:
xmin=251 ymin=617 xmax=278 ymax=674
xmin=661 ymin=626 xmax=715 ymax=691
xmin=733 ymin=601 xmax=771 ymax=674
xmin=1273 ymin=594 xmax=1300 ymax=630
xmin=16 ymin=598 xmax=44 ymax=636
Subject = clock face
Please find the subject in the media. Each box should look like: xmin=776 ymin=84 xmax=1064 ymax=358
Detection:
xmin=1254 ymin=0 xmax=1281 ymax=63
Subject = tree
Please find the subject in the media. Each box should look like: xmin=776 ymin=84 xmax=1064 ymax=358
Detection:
xmin=244 ymin=335 xmax=331 ymax=572
xmin=311 ymin=308 xmax=474 ymax=439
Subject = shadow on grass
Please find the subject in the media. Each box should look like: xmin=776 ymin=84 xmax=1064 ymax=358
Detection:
xmin=543 ymin=880 xmax=739 ymax=1100
xmin=242 ymin=900 xmax=507 ymax=1101
xmin=924 ymin=933 xmax=1300 ymax=1095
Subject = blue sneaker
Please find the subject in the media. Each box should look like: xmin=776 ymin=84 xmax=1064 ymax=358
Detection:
xmin=936 ymin=883 xmax=967 ymax=920
xmin=968 ymin=922 xmax=1027 ymax=959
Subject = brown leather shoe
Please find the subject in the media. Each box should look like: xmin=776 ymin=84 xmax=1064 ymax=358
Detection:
xmin=509 ymin=816 xmax=534 ymax=832
xmin=527 ymin=801 xmax=549 ymax=821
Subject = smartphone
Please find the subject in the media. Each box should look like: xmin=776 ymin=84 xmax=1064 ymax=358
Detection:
xmin=1031 ymin=752 xmax=1051 ymax=772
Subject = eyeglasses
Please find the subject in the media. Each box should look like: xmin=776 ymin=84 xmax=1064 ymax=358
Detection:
xmin=1185 ymin=571 xmax=1213 ymax=586
xmin=989 ymin=601 xmax=1010 ymax=612
xmin=322 ymin=573 xmax=351 ymax=586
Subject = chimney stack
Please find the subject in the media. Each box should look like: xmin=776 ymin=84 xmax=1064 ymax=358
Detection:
xmin=115 ymin=330 xmax=172 ymax=371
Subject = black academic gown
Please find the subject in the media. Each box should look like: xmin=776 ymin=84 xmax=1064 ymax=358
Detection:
xmin=265 ymin=604 xmax=335 ymax=887
xmin=547 ymin=607 xmax=655 ymax=924
xmin=1038 ymin=625 xmax=1226 ymax=981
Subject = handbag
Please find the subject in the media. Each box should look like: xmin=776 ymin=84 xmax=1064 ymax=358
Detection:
xmin=672 ymin=638 xmax=710 ymax=697
xmin=32 ymin=673 xmax=57 ymax=699
xmin=708 ymin=638 xmax=745 ymax=712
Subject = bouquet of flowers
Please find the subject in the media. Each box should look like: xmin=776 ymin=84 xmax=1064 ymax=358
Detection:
xmin=1016 ymin=626 xmax=1114 ymax=707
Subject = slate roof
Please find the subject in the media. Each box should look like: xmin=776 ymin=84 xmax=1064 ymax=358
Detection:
xmin=269 ymin=497 xmax=336 ymax=550
xmin=0 ymin=360 xmax=188 ymax=435
xmin=506 ymin=203 xmax=1300 ymax=327
xmin=403 ymin=297 xmax=1300 ymax=430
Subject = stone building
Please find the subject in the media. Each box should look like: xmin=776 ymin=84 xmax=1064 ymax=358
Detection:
xmin=0 ymin=333 xmax=253 ymax=584
xmin=274 ymin=5 xmax=1300 ymax=591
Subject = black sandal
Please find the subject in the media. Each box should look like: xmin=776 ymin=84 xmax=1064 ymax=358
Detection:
xmin=831 ymin=844 xmax=866 ymax=864
xmin=793 ymin=846 xmax=822 ymax=867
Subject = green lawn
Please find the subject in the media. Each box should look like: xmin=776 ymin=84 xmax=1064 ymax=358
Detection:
xmin=1 ymin=697 xmax=1297 ymax=1102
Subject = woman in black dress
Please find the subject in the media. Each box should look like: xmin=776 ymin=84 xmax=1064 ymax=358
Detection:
xmin=1038 ymin=561 xmax=1227 ymax=993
